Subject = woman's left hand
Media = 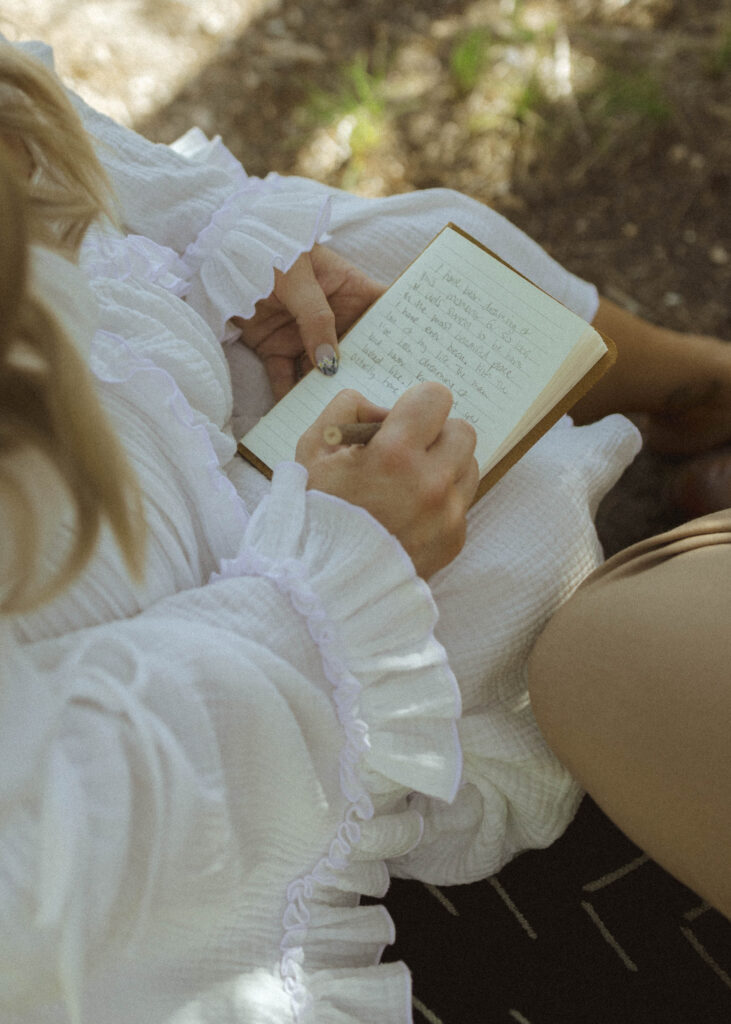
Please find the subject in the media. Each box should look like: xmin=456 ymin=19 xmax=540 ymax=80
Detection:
xmin=232 ymin=244 xmax=384 ymax=400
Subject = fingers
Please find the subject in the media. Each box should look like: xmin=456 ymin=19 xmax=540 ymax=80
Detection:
xmin=297 ymin=382 xmax=475 ymax=477
xmin=373 ymin=387 xmax=478 ymax=558
xmin=297 ymin=382 xmax=479 ymax=578
xmin=295 ymin=389 xmax=389 ymax=463
xmin=403 ymin=414 xmax=479 ymax=535
xmin=454 ymin=445 xmax=481 ymax=507
xmin=273 ymin=254 xmax=340 ymax=377
xmin=308 ymin=244 xmax=386 ymax=338
xmin=266 ymin=354 xmax=298 ymax=403
xmin=430 ymin=417 xmax=480 ymax=497
xmin=379 ymin=381 xmax=454 ymax=449
xmin=235 ymin=247 xmax=386 ymax=400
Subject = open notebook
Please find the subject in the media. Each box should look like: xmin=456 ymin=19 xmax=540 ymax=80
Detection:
xmin=238 ymin=224 xmax=615 ymax=500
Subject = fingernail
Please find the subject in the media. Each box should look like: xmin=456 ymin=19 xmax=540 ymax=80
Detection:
xmin=315 ymin=344 xmax=339 ymax=376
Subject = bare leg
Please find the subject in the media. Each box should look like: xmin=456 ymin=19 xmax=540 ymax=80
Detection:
xmin=572 ymin=297 xmax=731 ymax=456
xmin=527 ymin=511 xmax=731 ymax=919
xmin=529 ymin=301 xmax=731 ymax=916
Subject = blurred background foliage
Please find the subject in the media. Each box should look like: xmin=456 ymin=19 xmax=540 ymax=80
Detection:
xmin=4 ymin=0 xmax=729 ymax=333
xmin=3 ymin=0 xmax=730 ymax=547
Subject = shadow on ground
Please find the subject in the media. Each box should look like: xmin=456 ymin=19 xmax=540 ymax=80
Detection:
xmin=138 ymin=0 xmax=730 ymax=554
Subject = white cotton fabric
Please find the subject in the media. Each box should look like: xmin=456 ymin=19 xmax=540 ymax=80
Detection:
xmin=1 ymin=37 xmax=641 ymax=1024
xmin=28 ymin=246 xmax=99 ymax=358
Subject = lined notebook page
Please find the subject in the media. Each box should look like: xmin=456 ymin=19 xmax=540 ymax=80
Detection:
xmin=240 ymin=226 xmax=604 ymax=473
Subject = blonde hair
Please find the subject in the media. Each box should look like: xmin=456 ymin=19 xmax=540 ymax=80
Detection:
xmin=0 ymin=43 xmax=146 ymax=613
xmin=0 ymin=42 xmax=115 ymax=251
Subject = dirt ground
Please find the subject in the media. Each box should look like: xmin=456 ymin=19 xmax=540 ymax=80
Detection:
xmin=5 ymin=0 xmax=730 ymax=552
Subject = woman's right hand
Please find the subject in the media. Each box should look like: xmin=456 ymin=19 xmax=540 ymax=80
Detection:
xmin=296 ymin=382 xmax=479 ymax=580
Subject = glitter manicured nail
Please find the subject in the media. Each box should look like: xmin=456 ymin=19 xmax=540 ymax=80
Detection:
xmin=315 ymin=344 xmax=339 ymax=376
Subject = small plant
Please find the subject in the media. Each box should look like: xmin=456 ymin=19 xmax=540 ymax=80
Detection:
xmin=592 ymin=69 xmax=671 ymax=125
xmin=706 ymin=24 xmax=731 ymax=77
xmin=297 ymin=53 xmax=391 ymax=188
xmin=513 ymin=74 xmax=546 ymax=123
xmin=450 ymin=28 xmax=493 ymax=94
xmin=306 ymin=53 xmax=387 ymax=139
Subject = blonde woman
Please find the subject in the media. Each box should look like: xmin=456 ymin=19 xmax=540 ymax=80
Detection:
xmin=1 ymin=36 xmax=729 ymax=1024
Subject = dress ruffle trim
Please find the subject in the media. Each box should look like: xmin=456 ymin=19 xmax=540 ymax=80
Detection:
xmin=81 ymin=226 xmax=190 ymax=298
xmin=90 ymin=328 xmax=249 ymax=564
xmin=212 ymin=462 xmax=462 ymax=1022
xmin=180 ymin=180 xmax=333 ymax=340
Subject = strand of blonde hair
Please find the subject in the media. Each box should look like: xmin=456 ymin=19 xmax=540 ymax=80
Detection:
xmin=0 ymin=42 xmax=118 ymax=251
xmin=0 ymin=44 xmax=146 ymax=613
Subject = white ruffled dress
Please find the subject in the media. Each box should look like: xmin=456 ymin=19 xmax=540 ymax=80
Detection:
xmin=1 ymin=38 xmax=641 ymax=1024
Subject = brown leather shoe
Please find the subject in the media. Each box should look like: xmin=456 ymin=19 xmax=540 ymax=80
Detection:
xmin=670 ymin=448 xmax=731 ymax=518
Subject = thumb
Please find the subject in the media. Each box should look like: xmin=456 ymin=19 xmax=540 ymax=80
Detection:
xmin=274 ymin=253 xmax=340 ymax=377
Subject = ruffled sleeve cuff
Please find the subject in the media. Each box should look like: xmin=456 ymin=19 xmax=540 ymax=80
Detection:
xmin=211 ymin=462 xmax=462 ymax=1021
xmin=216 ymin=461 xmax=463 ymax=805
xmin=17 ymin=45 xmax=333 ymax=346
xmin=178 ymin=141 xmax=333 ymax=341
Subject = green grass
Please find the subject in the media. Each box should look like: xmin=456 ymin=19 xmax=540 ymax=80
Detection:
xmin=305 ymin=52 xmax=387 ymax=158
xmin=513 ymin=74 xmax=547 ymax=123
xmin=591 ymin=69 xmax=672 ymax=125
xmin=449 ymin=28 xmax=493 ymax=94
xmin=707 ymin=24 xmax=731 ymax=77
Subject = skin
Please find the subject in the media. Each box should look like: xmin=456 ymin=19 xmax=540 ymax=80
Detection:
xmin=233 ymin=245 xmax=384 ymax=400
xmin=529 ymin=298 xmax=731 ymax=920
xmin=236 ymin=244 xmax=731 ymax=575
xmin=527 ymin=529 xmax=731 ymax=918
xmin=239 ymin=248 xmax=731 ymax=918
xmin=238 ymin=246 xmax=731 ymax=459
xmin=574 ymin=296 xmax=731 ymax=455
xmin=295 ymin=382 xmax=479 ymax=580
xmin=9 ymin=91 xmax=729 ymax=916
